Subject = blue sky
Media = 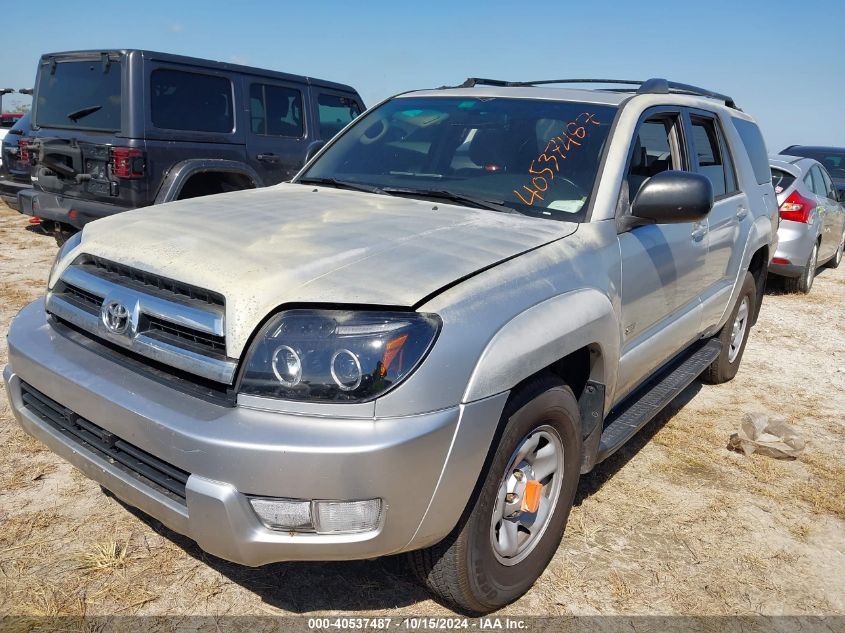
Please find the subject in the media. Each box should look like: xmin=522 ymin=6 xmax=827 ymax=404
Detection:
xmin=2 ymin=0 xmax=843 ymax=151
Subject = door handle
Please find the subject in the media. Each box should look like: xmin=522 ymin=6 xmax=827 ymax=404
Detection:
xmin=736 ymin=206 xmax=748 ymax=220
xmin=256 ymin=153 xmax=281 ymax=163
xmin=691 ymin=224 xmax=708 ymax=241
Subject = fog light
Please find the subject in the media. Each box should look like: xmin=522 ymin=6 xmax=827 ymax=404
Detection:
xmin=249 ymin=498 xmax=312 ymax=531
xmin=313 ymin=499 xmax=382 ymax=534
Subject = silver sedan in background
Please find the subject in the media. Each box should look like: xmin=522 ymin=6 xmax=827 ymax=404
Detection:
xmin=769 ymin=155 xmax=845 ymax=293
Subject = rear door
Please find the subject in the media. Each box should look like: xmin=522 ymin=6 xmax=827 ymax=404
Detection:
xmin=686 ymin=109 xmax=750 ymax=328
xmin=616 ymin=108 xmax=707 ymax=400
xmin=817 ymin=166 xmax=845 ymax=259
xmin=245 ymin=80 xmax=308 ymax=185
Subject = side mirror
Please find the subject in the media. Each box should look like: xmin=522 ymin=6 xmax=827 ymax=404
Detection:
xmin=632 ymin=170 xmax=714 ymax=224
xmin=304 ymin=141 xmax=327 ymax=164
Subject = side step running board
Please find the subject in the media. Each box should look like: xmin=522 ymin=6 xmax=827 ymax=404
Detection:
xmin=596 ymin=339 xmax=722 ymax=463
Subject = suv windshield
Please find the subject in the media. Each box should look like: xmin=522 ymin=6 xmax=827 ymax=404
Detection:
xmin=300 ymin=96 xmax=616 ymax=221
xmin=34 ymin=58 xmax=122 ymax=131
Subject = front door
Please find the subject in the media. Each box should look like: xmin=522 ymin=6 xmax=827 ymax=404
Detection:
xmin=686 ymin=110 xmax=750 ymax=327
xmin=616 ymin=110 xmax=707 ymax=401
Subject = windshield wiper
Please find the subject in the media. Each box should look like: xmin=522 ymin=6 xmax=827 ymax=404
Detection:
xmin=67 ymin=105 xmax=102 ymax=122
xmin=298 ymin=177 xmax=385 ymax=195
xmin=381 ymin=187 xmax=520 ymax=214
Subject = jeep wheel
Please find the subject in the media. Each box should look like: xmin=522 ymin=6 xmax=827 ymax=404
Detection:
xmin=409 ymin=375 xmax=581 ymax=614
xmin=701 ymin=271 xmax=756 ymax=384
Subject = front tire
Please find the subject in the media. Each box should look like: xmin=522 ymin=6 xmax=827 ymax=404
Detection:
xmin=409 ymin=375 xmax=582 ymax=614
xmin=701 ymin=271 xmax=756 ymax=385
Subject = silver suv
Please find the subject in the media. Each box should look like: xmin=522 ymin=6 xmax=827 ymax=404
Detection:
xmin=4 ymin=78 xmax=778 ymax=613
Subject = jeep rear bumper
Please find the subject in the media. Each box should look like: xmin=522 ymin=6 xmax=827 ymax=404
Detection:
xmin=0 ymin=177 xmax=30 ymax=210
xmin=17 ymin=189 xmax=128 ymax=228
xmin=4 ymin=299 xmax=506 ymax=565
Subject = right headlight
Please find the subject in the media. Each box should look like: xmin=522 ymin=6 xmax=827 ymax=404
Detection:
xmin=239 ymin=309 xmax=441 ymax=403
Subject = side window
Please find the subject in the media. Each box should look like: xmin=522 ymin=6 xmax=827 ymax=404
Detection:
xmin=803 ymin=170 xmax=815 ymax=193
xmin=151 ymin=69 xmax=233 ymax=133
xmin=810 ymin=166 xmax=828 ymax=197
xmin=690 ymin=116 xmax=736 ymax=198
xmin=627 ymin=117 xmax=678 ymax=201
xmin=731 ymin=118 xmax=771 ymax=185
xmin=771 ymin=168 xmax=796 ymax=194
xmin=819 ymin=167 xmax=837 ymax=200
xmin=249 ymin=83 xmax=303 ymax=137
xmin=318 ymin=94 xmax=361 ymax=140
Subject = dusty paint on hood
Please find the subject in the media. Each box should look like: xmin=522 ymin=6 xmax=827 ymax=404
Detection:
xmin=74 ymin=183 xmax=576 ymax=356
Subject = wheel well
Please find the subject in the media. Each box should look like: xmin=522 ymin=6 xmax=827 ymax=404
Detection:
xmin=748 ymin=245 xmax=768 ymax=325
xmin=511 ymin=344 xmax=603 ymax=402
xmin=176 ymin=171 xmax=257 ymax=200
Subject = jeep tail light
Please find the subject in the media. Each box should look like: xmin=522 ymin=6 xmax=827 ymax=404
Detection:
xmin=779 ymin=191 xmax=813 ymax=223
xmin=110 ymin=147 xmax=144 ymax=179
xmin=18 ymin=139 xmax=29 ymax=163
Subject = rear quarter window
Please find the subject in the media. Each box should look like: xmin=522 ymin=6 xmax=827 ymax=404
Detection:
xmin=731 ymin=118 xmax=771 ymax=185
xmin=151 ymin=69 xmax=234 ymax=133
xmin=317 ymin=94 xmax=361 ymax=140
xmin=771 ymin=168 xmax=795 ymax=194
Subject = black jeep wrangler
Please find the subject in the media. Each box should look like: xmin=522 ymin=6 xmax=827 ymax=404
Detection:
xmin=17 ymin=50 xmax=364 ymax=243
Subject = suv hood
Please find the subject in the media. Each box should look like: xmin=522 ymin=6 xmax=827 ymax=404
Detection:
xmin=75 ymin=183 xmax=576 ymax=356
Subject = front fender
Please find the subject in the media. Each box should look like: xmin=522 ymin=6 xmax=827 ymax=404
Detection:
xmin=154 ymin=159 xmax=263 ymax=204
xmin=463 ymin=287 xmax=619 ymax=412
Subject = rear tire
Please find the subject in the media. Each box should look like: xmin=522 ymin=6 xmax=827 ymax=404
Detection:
xmin=783 ymin=243 xmax=818 ymax=294
xmin=409 ymin=375 xmax=581 ymax=614
xmin=51 ymin=222 xmax=78 ymax=247
xmin=701 ymin=271 xmax=756 ymax=385
xmin=826 ymin=231 xmax=844 ymax=269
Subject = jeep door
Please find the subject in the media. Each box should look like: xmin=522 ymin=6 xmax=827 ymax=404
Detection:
xmin=245 ymin=79 xmax=309 ymax=185
xmin=145 ymin=64 xmax=249 ymax=198
xmin=686 ymin=109 xmax=750 ymax=328
xmin=615 ymin=109 xmax=707 ymax=401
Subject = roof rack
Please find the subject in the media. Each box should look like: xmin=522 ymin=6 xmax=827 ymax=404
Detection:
xmin=446 ymin=77 xmax=738 ymax=109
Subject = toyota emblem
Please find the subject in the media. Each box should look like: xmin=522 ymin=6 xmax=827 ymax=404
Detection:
xmin=101 ymin=301 xmax=132 ymax=335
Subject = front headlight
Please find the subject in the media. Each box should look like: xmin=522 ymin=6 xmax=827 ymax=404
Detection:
xmin=47 ymin=230 xmax=82 ymax=290
xmin=239 ymin=309 xmax=441 ymax=402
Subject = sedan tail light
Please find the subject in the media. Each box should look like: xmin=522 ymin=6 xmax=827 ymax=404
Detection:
xmin=779 ymin=191 xmax=814 ymax=223
xmin=110 ymin=147 xmax=145 ymax=179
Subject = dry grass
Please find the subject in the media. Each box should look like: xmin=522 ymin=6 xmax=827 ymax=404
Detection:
xmin=795 ymin=450 xmax=845 ymax=520
xmin=0 ymin=279 xmax=43 ymax=309
xmin=78 ymin=541 xmax=129 ymax=572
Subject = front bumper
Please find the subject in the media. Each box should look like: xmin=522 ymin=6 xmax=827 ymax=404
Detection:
xmin=769 ymin=219 xmax=818 ymax=277
xmin=5 ymin=299 xmax=506 ymax=565
xmin=17 ymin=189 xmax=127 ymax=228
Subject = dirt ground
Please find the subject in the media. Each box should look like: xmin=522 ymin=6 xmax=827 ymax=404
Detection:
xmin=1 ymin=201 xmax=843 ymax=618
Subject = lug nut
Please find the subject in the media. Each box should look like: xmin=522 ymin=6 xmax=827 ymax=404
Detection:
xmin=513 ymin=470 xmax=524 ymax=481
xmin=505 ymin=493 xmax=517 ymax=503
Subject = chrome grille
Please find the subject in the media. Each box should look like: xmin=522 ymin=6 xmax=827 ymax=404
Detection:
xmin=77 ymin=254 xmax=224 ymax=307
xmin=46 ymin=255 xmax=236 ymax=384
